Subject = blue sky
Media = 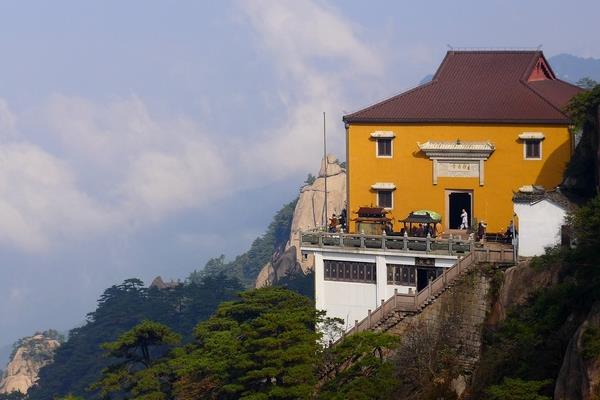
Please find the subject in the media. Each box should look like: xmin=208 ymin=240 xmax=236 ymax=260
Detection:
xmin=1 ymin=0 xmax=599 ymax=347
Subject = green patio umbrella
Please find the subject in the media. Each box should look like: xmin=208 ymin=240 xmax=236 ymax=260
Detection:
xmin=413 ymin=210 xmax=442 ymax=222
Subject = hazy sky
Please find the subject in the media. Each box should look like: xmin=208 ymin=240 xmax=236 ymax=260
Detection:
xmin=1 ymin=0 xmax=599 ymax=347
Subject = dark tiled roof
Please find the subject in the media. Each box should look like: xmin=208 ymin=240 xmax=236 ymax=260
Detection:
xmin=513 ymin=187 xmax=577 ymax=211
xmin=344 ymin=51 xmax=583 ymax=124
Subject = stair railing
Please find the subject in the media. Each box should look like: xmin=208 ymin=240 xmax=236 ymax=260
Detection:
xmin=340 ymin=251 xmax=477 ymax=341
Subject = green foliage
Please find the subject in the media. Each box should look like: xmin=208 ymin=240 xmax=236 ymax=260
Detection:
xmin=29 ymin=274 xmax=242 ymax=400
xmin=303 ymin=173 xmax=317 ymax=186
xmin=570 ymin=195 xmax=600 ymax=257
xmin=475 ymin=196 xmax=600 ymax=396
xmin=564 ymin=84 xmax=600 ymax=199
xmin=566 ymin=196 xmax=600 ymax=305
xmin=318 ymin=332 xmax=400 ymax=400
xmin=188 ymin=198 xmax=298 ymax=286
xmin=173 ymin=287 xmax=320 ymax=399
xmin=486 ymin=378 xmax=551 ymax=400
xmin=576 ymin=77 xmax=599 ymax=90
xmin=582 ymin=327 xmax=600 ymax=360
xmin=567 ymin=83 xmax=600 ymax=128
xmin=475 ymin=282 xmax=578 ymax=395
xmin=529 ymin=246 xmax=563 ymax=271
xmin=101 ymin=320 xmax=181 ymax=367
xmin=276 ymin=270 xmax=315 ymax=299
xmin=487 ymin=268 xmax=506 ymax=303
xmin=92 ymin=321 xmax=180 ymax=399
xmin=0 ymin=392 xmax=26 ymax=400
xmin=87 ymin=287 xmax=397 ymax=400
xmin=32 ymin=195 xmax=299 ymax=398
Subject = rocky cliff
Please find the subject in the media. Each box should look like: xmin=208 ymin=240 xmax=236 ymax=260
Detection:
xmin=487 ymin=258 xmax=561 ymax=326
xmin=554 ymin=302 xmax=600 ymax=400
xmin=255 ymin=154 xmax=346 ymax=287
xmin=0 ymin=331 xmax=62 ymax=395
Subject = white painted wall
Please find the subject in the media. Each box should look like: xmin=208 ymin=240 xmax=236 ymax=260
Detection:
xmin=514 ymin=200 xmax=566 ymax=257
xmin=321 ymin=280 xmax=378 ymax=330
xmin=311 ymin=248 xmax=458 ymax=331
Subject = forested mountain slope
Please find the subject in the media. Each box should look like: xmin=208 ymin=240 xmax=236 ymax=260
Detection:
xmin=27 ymin=276 xmax=242 ymax=399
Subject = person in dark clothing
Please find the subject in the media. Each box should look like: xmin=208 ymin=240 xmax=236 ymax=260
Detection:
xmin=477 ymin=221 xmax=487 ymax=242
xmin=340 ymin=209 xmax=347 ymax=230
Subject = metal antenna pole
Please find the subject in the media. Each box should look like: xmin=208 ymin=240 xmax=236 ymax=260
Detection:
xmin=323 ymin=112 xmax=328 ymax=229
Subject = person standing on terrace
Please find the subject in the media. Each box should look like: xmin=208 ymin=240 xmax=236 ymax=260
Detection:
xmin=460 ymin=209 xmax=469 ymax=230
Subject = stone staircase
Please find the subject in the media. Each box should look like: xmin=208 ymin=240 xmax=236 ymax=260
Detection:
xmin=369 ymin=272 xmax=463 ymax=333
xmin=339 ymin=252 xmax=478 ymax=340
xmin=339 ymin=245 xmax=515 ymax=340
xmin=319 ymin=247 xmax=514 ymax=380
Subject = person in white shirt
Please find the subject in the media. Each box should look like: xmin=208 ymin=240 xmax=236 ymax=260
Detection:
xmin=460 ymin=209 xmax=469 ymax=230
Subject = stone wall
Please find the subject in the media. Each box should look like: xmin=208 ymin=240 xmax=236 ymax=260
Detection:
xmin=389 ymin=268 xmax=492 ymax=373
xmin=384 ymin=267 xmax=494 ymax=399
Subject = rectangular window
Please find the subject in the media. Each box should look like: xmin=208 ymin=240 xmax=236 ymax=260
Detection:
xmin=377 ymin=138 xmax=392 ymax=157
xmin=324 ymin=260 xmax=376 ymax=283
xmin=377 ymin=190 xmax=393 ymax=209
xmin=386 ymin=264 xmax=417 ymax=286
xmin=524 ymin=140 xmax=542 ymax=159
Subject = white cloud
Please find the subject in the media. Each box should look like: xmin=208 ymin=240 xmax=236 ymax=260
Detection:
xmin=240 ymin=0 xmax=383 ymax=78
xmin=0 ymin=0 xmax=384 ymax=253
xmin=44 ymin=94 xmax=167 ymax=168
xmin=237 ymin=0 xmax=385 ymax=176
xmin=121 ymin=140 xmax=233 ymax=219
xmin=0 ymin=142 xmax=112 ymax=251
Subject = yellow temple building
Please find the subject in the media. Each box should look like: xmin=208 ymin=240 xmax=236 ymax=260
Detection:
xmin=343 ymin=50 xmax=583 ymax=233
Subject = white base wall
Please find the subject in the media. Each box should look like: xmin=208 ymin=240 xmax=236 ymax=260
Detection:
xmin=311 ymin=248 xmax=457 ymax=331
xmin=514 ymin=200 xmax=566 ymax=257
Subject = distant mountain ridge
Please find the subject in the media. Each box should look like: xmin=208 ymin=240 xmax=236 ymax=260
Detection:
xmin=549 ymin=53 xmax=600 ymax=83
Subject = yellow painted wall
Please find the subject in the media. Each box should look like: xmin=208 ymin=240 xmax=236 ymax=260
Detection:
xmin=347 ymin=123 xmax=572 ymax=233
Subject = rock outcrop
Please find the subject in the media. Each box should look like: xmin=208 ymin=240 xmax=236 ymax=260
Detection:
xmin=290 ymin=154 xmax=346 ymax=272
xmin=150 ymin=276 xmax=180 ymax=290
xmin=0 ymin=331 xmax=62 ymax=395
xmin=554 ymin=302 xmax=600 ymax=400
xmin=254 ymin=246 xmax=301 ymax=288
xmin=487 ymin=258 xmax=560 ymax=326
xmin=255 ymin=154 xmax=346 ymax=288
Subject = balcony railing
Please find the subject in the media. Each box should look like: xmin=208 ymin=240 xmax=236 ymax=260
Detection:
xmin=300 ymin=231 xmax=474 ymax=255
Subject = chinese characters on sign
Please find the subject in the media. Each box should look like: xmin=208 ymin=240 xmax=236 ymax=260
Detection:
xmin=448 ymin=163 xmax=472 ymax=172
xmin=437 ymin=161 xmax=479 ymax=178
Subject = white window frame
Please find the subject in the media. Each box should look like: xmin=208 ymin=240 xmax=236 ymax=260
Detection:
xmin=377 ymin=190 xmax=394 ymax=209
xmin=375 ymin=138 xmax=393 ymax=158
xmin=523 ymin=139 xmax=542 ymax=160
